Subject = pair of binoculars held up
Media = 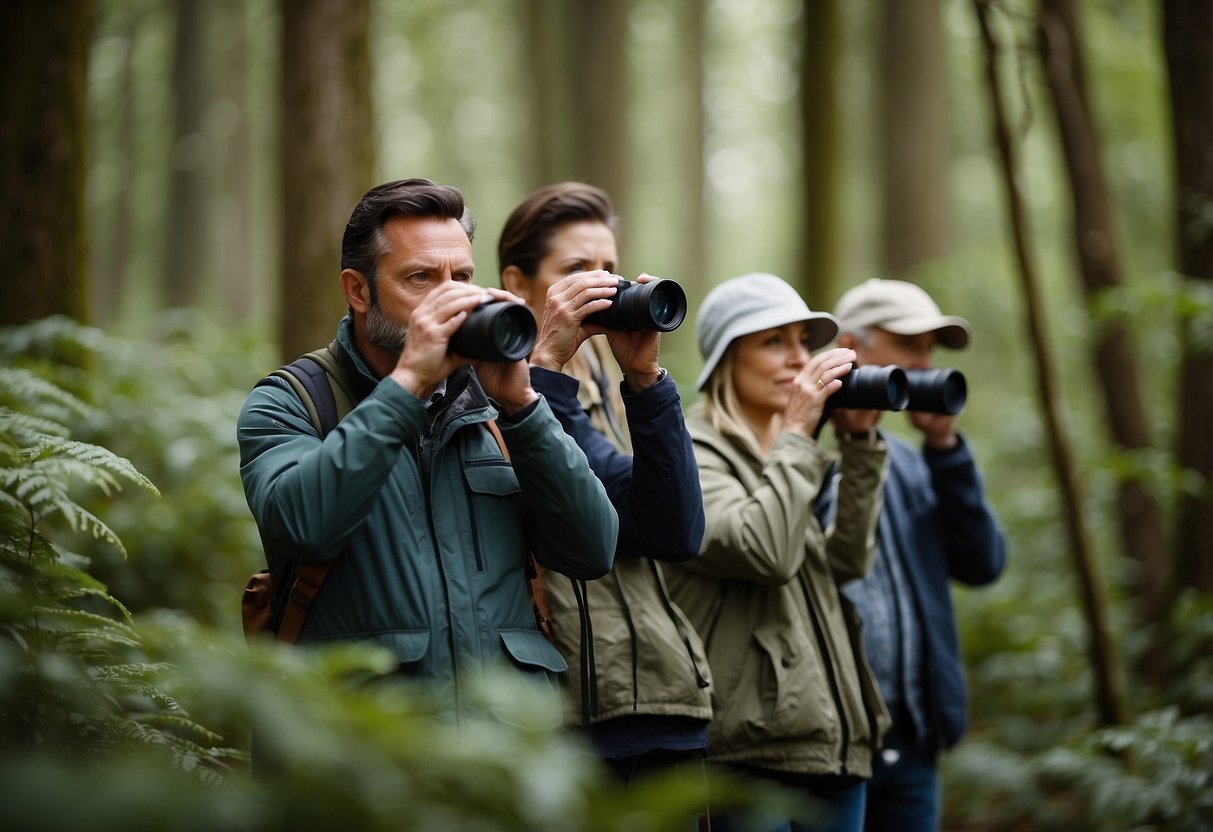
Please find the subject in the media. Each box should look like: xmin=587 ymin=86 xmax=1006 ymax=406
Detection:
xmin=449 ymin=278 xmax=689 ymax=362
xmin=832 ymin=366 xmax=967 ymax=415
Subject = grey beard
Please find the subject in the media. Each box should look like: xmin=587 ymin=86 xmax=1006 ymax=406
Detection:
xmin=365 ymin=301 xmax=407 ymax=354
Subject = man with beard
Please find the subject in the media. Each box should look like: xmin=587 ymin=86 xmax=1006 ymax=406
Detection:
xmin=237 ymin=179 xmax=618 ymax=714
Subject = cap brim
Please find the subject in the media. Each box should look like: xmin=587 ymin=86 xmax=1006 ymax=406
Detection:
xmin=696 ymin=310 xmax=840 ymax=390
xmin=881 ymin=315 xmax=971 ymax=349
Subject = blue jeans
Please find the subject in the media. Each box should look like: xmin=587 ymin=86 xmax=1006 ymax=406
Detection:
xmin=711 ymin=768 xmax=867 ymax=832
xmin=863 ymin=717 xmax=940 ymax=832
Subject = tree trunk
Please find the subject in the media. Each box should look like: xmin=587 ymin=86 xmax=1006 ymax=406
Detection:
xmin=213 ymin=0 xmax=253 ymax=323
xmin=973 ymin=0 xmax=1128 ymax=727
xmin=679 ymin=0 xmax=708 ymax=296
xmin=798 ymin=0 xmax=841 ymax=304
xmin=522 ymin=0 xmax=572 ymax=185
xmin=1164 ymin=0 xmax=1213 ymax=595
xmin=1037 ymin=0 xmax=1169 ymax=628
xmin=279 ymin=0 xmax=374 ymax=362
xmin=566 ymin=0 xmax=630 ymax=222
xmin=0 ymin=0 xmax=93 ymax=326
xmin=163 ymin=0 xmax=210 ymax=310
xmin=878 ymin=0 xmax=952 ymax=277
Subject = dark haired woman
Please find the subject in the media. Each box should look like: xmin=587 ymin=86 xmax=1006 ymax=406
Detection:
xmin=498 ymin=182 xmax=713 ymax=786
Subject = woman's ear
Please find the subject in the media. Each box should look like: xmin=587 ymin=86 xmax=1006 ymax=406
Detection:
xmin=340 ymin=268 xmax=371 ymax=314
xmin=501 ymin=265 xmax=533 ymax=306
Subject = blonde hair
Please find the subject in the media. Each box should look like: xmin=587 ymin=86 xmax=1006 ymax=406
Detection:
xmin=701 ymin=346 xmax=765 ymax=460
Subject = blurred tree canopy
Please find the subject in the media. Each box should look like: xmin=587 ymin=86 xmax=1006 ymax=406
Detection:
xmin=1 ymin=0 xmax=1212 ymax=828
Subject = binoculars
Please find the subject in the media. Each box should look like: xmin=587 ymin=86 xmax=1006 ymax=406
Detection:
xmin=449 ymin=300 xmax=537 ymax=362
xmin=585 ymin=278 xmax=688 ymax=332
xmin=832 ymin=366 xmax=967 ymax=415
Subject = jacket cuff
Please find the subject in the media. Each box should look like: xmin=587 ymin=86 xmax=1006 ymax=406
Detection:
xmin=619 ymin=370 xmax=679 ymax=418
xmin=372 ymin=375 xmax=427 ymax=431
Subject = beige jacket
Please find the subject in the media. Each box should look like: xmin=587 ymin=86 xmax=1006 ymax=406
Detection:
xmin=665 ymin=403 xmax=890 ymax=776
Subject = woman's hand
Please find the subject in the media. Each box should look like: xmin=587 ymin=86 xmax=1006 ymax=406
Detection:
xmin=528 ymin=271 xmax=619 ymax=372
xmin=604 ymin=274 xmax=663 ymax=391
xmin=781 ymin=347 xmax=856 ymax=437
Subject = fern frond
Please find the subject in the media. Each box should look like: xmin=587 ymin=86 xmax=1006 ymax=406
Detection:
xmin=0 ymin=406 xmax=72 ymax=441
xmin=0 ymin=367 xmax=90 ymax=424
xmin=30 ymin=438 xmax=158 ymax=496
xmin=49 ymin=586 xmax=134 ymax=623
xmin=130 ymin=712 xmax=224 ymax=744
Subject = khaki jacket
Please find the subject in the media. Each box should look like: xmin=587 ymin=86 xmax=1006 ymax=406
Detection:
xmin=664 ymin=404 xmax=890 ymax=776
xmin=542 ymin=340 xmax=713 ymax=727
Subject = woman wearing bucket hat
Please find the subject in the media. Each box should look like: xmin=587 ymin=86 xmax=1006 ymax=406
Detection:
xmin=664 ymin=272 xmax=891 ymax=832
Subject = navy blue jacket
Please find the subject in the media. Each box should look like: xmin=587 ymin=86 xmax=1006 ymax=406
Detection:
xmin=825 ymin=432 xmax=1005 ymax=749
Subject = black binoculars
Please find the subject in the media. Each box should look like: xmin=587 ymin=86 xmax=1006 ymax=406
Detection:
xmin=448 ymin=299 xmax=537 ymax=362
xmin=832 ymin=366 xmax=967 ymax=415
xmin=585 ymin=278 xmax=687 ymax=332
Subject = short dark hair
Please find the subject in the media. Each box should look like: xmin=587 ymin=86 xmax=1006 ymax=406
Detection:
xmin=497 ymin=181 xmax=618 ymax=278
xmin=341 ymin=178 xmax=476 ymax=302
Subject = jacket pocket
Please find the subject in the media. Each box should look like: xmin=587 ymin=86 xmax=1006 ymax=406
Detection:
xmin=733 ymin=623 xmax=835 ymax=745
xmin=499 ymin=628 xmax=568 ymax=674
xmin=463 ymin=463 xmax=525 ymax=572
xmin=308 ymin=629 xmax=431 ymax=671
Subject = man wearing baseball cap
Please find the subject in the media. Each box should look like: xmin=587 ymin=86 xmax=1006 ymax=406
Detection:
xmin=825 ymin=278 xmax=1007 ymax=832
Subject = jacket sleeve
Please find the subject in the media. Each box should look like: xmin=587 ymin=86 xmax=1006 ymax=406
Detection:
xmin=924 ymin=434 xmax=1007 ymax=586
xmin=496 ymin=395 xmax=618 ymax=580
xmin=687 ymin=431 xmax=831 ymax=585
xmin=824 ymin=437 xmax=889 ymax=584
xmin=531 ymin=367 xmax=705 ymax=562
xmin=236 ymin=375 xmax=426 ymax=562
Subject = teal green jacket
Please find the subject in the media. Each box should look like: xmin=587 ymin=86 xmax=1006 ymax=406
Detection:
xmin=237 ymin=321 xmax=618 ymax=706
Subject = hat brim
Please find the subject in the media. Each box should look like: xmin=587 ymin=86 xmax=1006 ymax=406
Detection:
xmin=881 ymin=315 xmax=971 ymax=349
xmin=696 ymin=311 xmax=839 ymax=390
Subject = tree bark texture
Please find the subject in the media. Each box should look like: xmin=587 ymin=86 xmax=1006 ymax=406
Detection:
xmin=973 ymin=0 xmax=1128 ymax=727
xmin=0 ymin=0 xmax=93 ymax=326
xmin=1164 ymin=0 xmax=1213 ymax=595
xmin=799 ymin=0 xmax=841 ymax=305
xmin=679 ymin=0 xmax=708 ymax=297
xmin=878 ymin=0 xmax=952 ymax=277
xmin=522 ymin=0 xmax=572 ymax=186
xmin=1037 ymin=0 xmax=1169 ymax=623
xmin=214 ymin=0 xmax=253 ymax=323
xmin=279 ymin=0 xmax=374 ymax=362
xmin=163 ymin=0 xmax=209 ymax=310
xmin=566 ymin=0 xmax=630 ymax=224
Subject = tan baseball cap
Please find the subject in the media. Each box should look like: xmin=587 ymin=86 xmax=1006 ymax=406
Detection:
xmin=695 ymin=272 xmax=839 ymax=390
xmin=833 ymin=278 xmax=971 ymax=349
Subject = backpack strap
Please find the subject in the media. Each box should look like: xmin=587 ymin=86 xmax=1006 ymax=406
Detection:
xmin=485 ymin=419 xmax=553 ymax=643
xmin=261 ymin=341 xmax=358 ymax=644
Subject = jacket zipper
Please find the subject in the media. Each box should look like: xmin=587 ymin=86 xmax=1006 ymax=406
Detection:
xmin=703 ymin=581 xmax=730 ymax=652
xmin=614 ymin=575 xmax=641 ymax=711
xmin=649 ymin=561 xmax=710 ymax=689
xmin=800 ymin=573 xmax=851 ymax=775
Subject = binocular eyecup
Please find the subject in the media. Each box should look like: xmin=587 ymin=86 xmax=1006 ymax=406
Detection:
xmin=585 ymin=278 xmax=687 ymax=332
xmin=448 ymin=299 xmax=537 ymax=362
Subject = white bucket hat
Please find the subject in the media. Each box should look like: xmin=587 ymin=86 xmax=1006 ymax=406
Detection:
xmin=833 ymin=278 xmax=971 ymax=349
xmin=695 ymin=273 xmax=839 ymax=391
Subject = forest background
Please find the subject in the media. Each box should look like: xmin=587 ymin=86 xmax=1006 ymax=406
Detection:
xmin=1 ymin=0 xmax=1211 ymax=830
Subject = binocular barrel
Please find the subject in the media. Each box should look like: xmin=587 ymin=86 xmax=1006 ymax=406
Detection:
xmin=585 ymin=278 xmax=687 ymax=332
xmin=448 ymin=300 xmax=537 ymax=362
xmin=830 ymin=366 xmax=967 ymax=414
xmin=904 ymin=368 xmax=967 ymax=415
xmin=832 ymin=365 xmax=910 ymax=411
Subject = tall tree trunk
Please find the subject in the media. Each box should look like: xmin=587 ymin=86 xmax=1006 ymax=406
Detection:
xmin=92 ymin=5 xmax=140 ymax=326
xmin=522 ymin=0 xmax=572 ymax=186
xmin=566 ymin=0 xmax=630 ymax=222
xmin=279 ymin=0 xmax=374 ymax=361
xmin=1037 ymin=0 xmax=1169 ymax=630
xmin=163 ymin=0 xmax=210 ymax=310
xmin=1164 ymin=1 xmax=1213 ymax=596
xmin=680 ymin=0 xmax=708 ymax=295
xmin=798 ymin=0 xmax=841 ymax=304
xmin=879 ymin=0 xmax=952 ymax=277
xmin=213 ymin=0 xmax=253 ymax=322
xmin=0 ymin=0 xmax=93 ymax=326
xmin=973 ymin=0 xmax=1128 ymax=727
